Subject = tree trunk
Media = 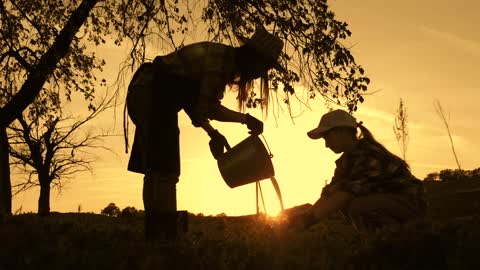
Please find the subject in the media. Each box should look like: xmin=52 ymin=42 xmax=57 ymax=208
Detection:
xmin=38 ymin=178 xmax=51 ymax=216
xmin=0 ymin=127 xmax=11 ymax=216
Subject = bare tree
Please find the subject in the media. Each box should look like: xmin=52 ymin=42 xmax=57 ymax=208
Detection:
xmin=434 ymin=99 xmax=461 ymax=171
xmin=8 ymin=91 xmax=115 ymax=216
xmin=392 ymin=98 xmax=409 ymax=162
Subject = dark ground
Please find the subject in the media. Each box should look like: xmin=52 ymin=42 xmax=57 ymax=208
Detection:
xmin=1 ymin=180 xmax=479 ymax=270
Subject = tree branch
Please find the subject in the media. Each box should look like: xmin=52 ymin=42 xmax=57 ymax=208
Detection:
xmin=0 ymin=0 xmax=99 ymax=127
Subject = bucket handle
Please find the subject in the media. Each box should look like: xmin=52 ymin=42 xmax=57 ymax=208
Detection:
xmin=260 ymin=134 xmax=273 ymax=159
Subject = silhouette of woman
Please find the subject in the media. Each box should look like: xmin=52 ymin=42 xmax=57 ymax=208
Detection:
xmin=125 ymin=27 xmax=286 ymax=242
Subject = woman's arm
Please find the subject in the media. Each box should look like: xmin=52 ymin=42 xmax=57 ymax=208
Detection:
xmin=192 ymin=104 xmax=245 ymax=134
xmin=200 ymin=121 xmax=216 ymax=134
xmin=209 ymin=104 xmax=246 ymax=123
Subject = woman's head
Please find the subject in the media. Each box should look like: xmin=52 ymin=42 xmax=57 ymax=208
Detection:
xmin=233 ymin=28 xmax=286 ymax=113
xmin=236 ymin=27 xmax=286 ymax=74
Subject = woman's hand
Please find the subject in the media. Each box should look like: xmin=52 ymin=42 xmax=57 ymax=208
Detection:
xmin=243 ymin=113 xmax=263 ymax=135
xmin=208 ymin=130 xmax=231 ymax=159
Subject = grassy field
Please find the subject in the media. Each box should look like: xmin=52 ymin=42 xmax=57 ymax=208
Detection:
xmin=1 ymin=180 xmax=480 ymax=270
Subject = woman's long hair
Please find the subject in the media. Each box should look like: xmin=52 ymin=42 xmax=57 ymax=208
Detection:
xmin=232 ymin=46 xmax=270 ymax=114
xmin=357 ymin=123 xmax=410 ymax=170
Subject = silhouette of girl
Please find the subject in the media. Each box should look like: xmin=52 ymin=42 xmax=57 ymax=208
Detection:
xmin=292 ymin=109 xmax=427 ymax=230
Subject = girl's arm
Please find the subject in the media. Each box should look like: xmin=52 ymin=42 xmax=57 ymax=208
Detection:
xmin=310 ymin=190 xmax=354 ymax=220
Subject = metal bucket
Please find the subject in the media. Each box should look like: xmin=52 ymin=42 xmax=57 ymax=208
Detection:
xmin=217 ymin=135 xmax=274 ymax=188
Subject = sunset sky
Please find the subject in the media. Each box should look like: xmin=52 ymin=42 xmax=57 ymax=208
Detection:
xmin=12 ymin=0 xmax=480 ymax=216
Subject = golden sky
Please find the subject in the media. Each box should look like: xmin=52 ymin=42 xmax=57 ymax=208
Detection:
xmin=12 ymin=0 xmax=480 ymax=216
